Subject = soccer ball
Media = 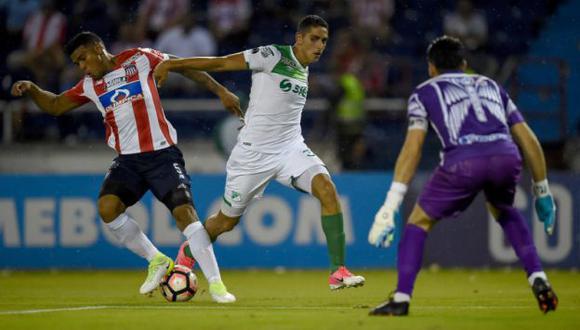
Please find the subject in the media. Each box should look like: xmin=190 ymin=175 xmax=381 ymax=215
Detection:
xmin=159 ymin=265 xmax=198 ymax=302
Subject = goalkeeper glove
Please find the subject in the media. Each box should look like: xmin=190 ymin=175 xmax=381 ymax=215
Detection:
xmin=368 ymin=182 xmax=407 ymax=248
xmin=533 ymin=179 xmax=556 ymax=235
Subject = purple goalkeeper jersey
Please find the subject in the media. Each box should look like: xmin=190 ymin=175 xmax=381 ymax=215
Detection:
xmin=407 ymin=72 xmax=525 ymax=165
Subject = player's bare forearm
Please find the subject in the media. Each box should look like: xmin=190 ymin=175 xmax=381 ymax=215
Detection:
xmin=177 ymin=70 xmax=243 ymax=117
xmin=393 ymin=129 xmax=426 ymax=184
xmin=166 ymin=53 xmax=246 ymax=72
xmin=181 ymin=70 xmax=229 ymax=96
xmin=511 ymin=123 xmax=547 ymax=182
xmin=11 ymin=81 xmax=77 ymax=116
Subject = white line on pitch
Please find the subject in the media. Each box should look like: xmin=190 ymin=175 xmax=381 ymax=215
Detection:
xmin=0 ymin=306 xmax=108 ymax=315
xmin=1 ymin=305 xmax=576 ymax=315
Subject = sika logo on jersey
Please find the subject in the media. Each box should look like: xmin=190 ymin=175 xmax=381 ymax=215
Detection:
xmin=280 ymin=79 xmax=292 ymax=92
xmin=279 ymin=79 xmax=308 ymax=98
xmin=99 ymin=81 xmax=144 ymax=112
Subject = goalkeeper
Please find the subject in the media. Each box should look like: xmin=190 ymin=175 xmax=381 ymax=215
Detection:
xmin=367 ymin=36 xmax=558 ymax=316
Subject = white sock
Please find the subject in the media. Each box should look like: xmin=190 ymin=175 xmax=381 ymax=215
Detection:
xmin=528 ymin=271 xmax=548 ymax=286
xmin=393 ymin=292 xmax=411 ymax=303
xmin=183 ymin=222 xmax=222 ymax=284
xmin=106 ymin=213 xmax=159 ymax=261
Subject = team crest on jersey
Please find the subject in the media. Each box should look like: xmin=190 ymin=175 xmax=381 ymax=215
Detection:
xmin=124 ymin=64 xmax=138 ymax=77
xmin=99 ymin=81 xmax=144 ymax=112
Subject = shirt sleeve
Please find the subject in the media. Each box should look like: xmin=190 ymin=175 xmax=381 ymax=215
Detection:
xmin=242 ymin=45 xmax=280 ymax=72
xmin=140 ymin=48 xmax=170 ymax=69
xmin=407 ymin=91 xmax=429 ymax=131
xmin=499 ymin=86 xmax=525 ymax=126
xmin=63 ymin=79 xmax=90 ymax=105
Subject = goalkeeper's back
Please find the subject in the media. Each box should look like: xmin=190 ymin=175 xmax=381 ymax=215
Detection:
xmin=407 ymin=71 xmax=526 ymax=165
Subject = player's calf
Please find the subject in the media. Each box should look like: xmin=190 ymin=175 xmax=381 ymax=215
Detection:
xmin=532 ymin=277 xmax=558 ymax=314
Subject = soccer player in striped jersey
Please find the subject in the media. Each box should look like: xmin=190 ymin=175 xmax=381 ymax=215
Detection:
xmin=367 ymin=36 xmax=558 ymax=316
xmin=11 ymin=31 xmax=239 ymax=303
xmin=154 ymin=15 xmax=365 ymax=290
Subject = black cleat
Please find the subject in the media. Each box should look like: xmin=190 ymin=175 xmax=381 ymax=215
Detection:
xmin=532 ymin=277 xmax=558 ymax=314
xmin=369 ymin=297 xmax=409 ymax=316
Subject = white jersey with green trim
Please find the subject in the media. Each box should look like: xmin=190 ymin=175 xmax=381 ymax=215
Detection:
xmin=240 ymin=44 xmax=309 ymax=153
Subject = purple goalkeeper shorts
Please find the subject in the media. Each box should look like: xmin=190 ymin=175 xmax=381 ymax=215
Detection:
xmin=418 ymin=154 xmax=522 ymax=220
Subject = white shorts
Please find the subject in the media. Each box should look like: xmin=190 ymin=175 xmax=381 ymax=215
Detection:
xmin=221 ymin=141 xmax=329 ymax=217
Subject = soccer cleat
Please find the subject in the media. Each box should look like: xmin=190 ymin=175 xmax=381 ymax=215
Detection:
xmin=328 ymin=266 xmax=365 ymax=290
xmin=209 ymin=281 xmax=236 ymax=303
xmin=532 ymin=277 xmax=558 ymax=313
xmin=175 ymin=241 xmax=196 ymax=269
xmin=139 ymin=253 xmax=174 ymax=295
xmin=369 ymin=297 xmax=410 ymax=316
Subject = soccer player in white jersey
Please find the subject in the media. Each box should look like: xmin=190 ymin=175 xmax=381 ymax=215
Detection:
xmin=11 ymin=31 xmax=239 ymax=303
xmin=154 ymin=15 xmax=365 ymax=290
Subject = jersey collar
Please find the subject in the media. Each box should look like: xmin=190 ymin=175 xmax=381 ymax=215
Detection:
xmin=289 ymin=46 xmax=307 ymax=70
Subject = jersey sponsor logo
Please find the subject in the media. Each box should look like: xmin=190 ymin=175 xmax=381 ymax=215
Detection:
xmin=280 ymin=79 xmax=292 ymax=92
xmin=251 ymin=47 xmax=260 ymax=54
xmin=106 ymin=76 xmax=127 ymax=90
xmin=279 ymin=79 xmax=308 ymax=98
xmin=457 ymin=133 xmax=509 ymax=145
xmin=99 ymin=81 xmax=144 ymax=112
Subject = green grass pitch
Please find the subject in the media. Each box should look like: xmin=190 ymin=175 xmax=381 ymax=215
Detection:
xmin=1 ymin=269 xmax=579 ymax=329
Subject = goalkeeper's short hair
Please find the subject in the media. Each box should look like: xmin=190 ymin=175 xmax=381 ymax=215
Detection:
xmin=427 ymin=36 xmax=466 ymax=71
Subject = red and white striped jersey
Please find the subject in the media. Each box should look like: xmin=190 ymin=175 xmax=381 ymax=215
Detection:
xmin=64 ymin=48 xmax=177 ymax=155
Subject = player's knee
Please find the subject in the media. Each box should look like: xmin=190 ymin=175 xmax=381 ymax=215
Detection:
xmin=162 ymin=187 xmax=194 ymax=212
xmin=208 ymin=212 xmax=240 ymax=235
xmin=486 ymin=203 xmax=501 ymax=220
xmin=172 ymin=204 xmax=199 ymax=231
xmin=408 ymin=205 xmax=435 ymax=232
xmin=494 ymin=206 xmax=520 ymax=224
xmin=312 ymin=174 xmax=340 ymax=212
xmin=98 ymin=195 xmax=126 ymax=223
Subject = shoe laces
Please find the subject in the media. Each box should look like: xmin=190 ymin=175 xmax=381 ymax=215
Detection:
xmin=338 ymin=266 xmax=353 ymax=277
xmin=146 ymin=254 xmax=167 ymax=281
xmin=210 ymin=281 xmax=227 ymax=295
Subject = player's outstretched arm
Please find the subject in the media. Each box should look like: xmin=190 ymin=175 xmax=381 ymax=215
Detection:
xmin=392 ymin=129 xmax=427 ymax=185
xmin=11 ymin=81 xmax=80 ymax=116
xmin=176 ymin=70 xmax=242 ymax=117
xmin=511 ymin=122 xmax=556 ymax=234
xmin=154 ymin=53 xmax=246 ymax=88
xmin=369 ymin=129 xmax=426 ymax=247
xmin=511 ymin=122 xmax=547 ymax=182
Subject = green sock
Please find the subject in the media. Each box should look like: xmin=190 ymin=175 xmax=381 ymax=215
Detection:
xmin=184 ymin=244 xmax=193 ymax=258
xmin=321 ymin=213 xmax=345 ymax=273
